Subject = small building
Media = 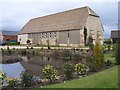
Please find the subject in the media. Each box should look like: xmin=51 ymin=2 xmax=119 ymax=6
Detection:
xmin=111 ymin=30 xmax=120 ymax=43
xmin=18 ymin=6 xmax=104 ymax=46
xmin=0 ymin=30 xmax=19 ymax=43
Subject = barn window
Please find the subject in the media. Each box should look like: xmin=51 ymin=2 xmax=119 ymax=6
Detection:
xmin=68 ymin=32 xmax=69 ymax=38
xmin=49 ymin=32 xmax=51 ymax=37
xmin=54 ymin=32 xmax=56 ymax=37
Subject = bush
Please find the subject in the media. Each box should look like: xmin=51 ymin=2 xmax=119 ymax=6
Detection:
xmin=107 ymin=44 xmax=111 ymax=51
xmin=7 ymin=46 xmax=9 ymax=50
xmin=115 ymin=39 xmax=120 ymax=65
xmin=74 ymin=63 xmax=88 ymax=76
xmin=7 ymin=78 xmax=19 ymax=87
xmin=89 ymin=43 xmax=94 ymax=51
xmin=0 ymin=71 xmax=7 ymax=86
xmin=52 ymin=50 xmax=60 ymax=59
xmin=6 ymin=42 xmax=20 ymax=45
xmin=8 ymin=49 xmax=12 ymax=55
xmin=31 ymin=47 xmax=33 ymax=49
xmin=21 ymin=50 xmax=27 ymax=55
xmin=64 ymin=63 xmax=74 ymax=80
xmin=105 ymin=60 xmax=112 ymax=67
xmin=20 ymin=70 xmax=33 ymax=87
xmin=104 ymin=39 xmax=111 ymax=44
xmin=73 ymin=53 xmax=82 ymax=61
xmin=93 ymin=41 xmax=105 ymax=70
xmin=61 ymin=50 xmax=72 ymax=60
xmin=42 ymin=64 xmax=58 ymax=83
xmin=86 ymin=56 xmax=96 ymax=72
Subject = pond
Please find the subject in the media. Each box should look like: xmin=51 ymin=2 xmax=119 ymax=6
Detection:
xmin=0 ymin=62 xmax=24 ymax=78
xmin=0 ymin=49 xmax=86 ymax=79
xmin=0 ymin=55 xmax=67 ymax=78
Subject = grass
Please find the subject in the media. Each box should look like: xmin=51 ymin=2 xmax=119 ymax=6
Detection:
xmin=104 ymin=52 xmax=115 ymax=63
xmin=34 ymin=65 xmax=118 ymax=89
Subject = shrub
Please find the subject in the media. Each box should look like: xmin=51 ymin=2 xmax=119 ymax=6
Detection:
xmin=27 ymin=47 xmax=29 ymax=49
xmin=115 ymin=39 xmax=120 ymax=65
xmin=21 ymin=49 xmax=27 ymax=55
xmin=31 ymin=47 xmax=33 ymax=49
xmin=86 ymin=56 xmax=96 ymax=72
xmin=20 ymin=70 xmax=33 ymax=87
xmin=42 ymin=64 xmax=58 ymax=83
xmin=93 ymin=41 xmax=105 ymax=70
xmin=89 ymin=43 xmax=94 ymax=51
xmin=74 ymin=63 xmax=88 ymax=76
xmin=32 ymin=51 xmax=35 ymax=55
xmin=104 ymin=39 xmax=111 ymax=44
xmin=7 ymin=46 xmax=9 ymax=50
xmin=107 ymin=44 xmax=111 ymax=51
xmin=105 ymin=60 xmax=112 ymax=67
xmin=61 ymin=50 xmax=72 ymax=60
xmin=7 ymin=78 xmax=19 ymax=87
xmin=0 ymin=71 xmax=7 ymax=85
xmin=73 ymin=53 xmax=82 ymax=61
xmin=64 ymin=63 xmax=74 ymax=80
xmin=52 ymin=50 xmax=60 ymax=59
xmin=8 ymin=49 xmax=12 ymax=55
xmin=6 ymin=42 xmax=20 ymax=45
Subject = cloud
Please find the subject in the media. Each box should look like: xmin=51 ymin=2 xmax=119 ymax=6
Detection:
xmin=0 ymin=0 xmax=119 ymax=38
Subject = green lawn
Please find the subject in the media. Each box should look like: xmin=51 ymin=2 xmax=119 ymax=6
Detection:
xmin=104 ymin=52 xmax=115 ymax=63
xmin=35 ymin=65 xmax=118 ymax=88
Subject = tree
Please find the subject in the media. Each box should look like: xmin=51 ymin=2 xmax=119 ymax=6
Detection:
xmin=64 ymin=63 xmax=74 ymax=80
xmin=115 ymin=38 xmax=120 ymax=65
xmin=42 ymin=64 xmax=58 ymax=83
xmin=84 ymin=26 xmax=87 ymax=46
xmin=93 ymin=41 xmax=105 ymax=70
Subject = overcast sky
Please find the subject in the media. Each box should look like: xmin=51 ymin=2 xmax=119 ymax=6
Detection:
xmin=0 ymin=0 xmax=119 ymax=38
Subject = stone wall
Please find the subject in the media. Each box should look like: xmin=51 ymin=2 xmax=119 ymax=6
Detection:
xmin=85 ymin=15 xmax=104 ymax=44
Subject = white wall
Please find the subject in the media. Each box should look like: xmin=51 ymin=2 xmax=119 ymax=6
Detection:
xmin=85 ymin=15 xmax=104 ymax=45
xmin=0 ymin=32 xmax=3 ymax=42
xmin=18 ymin=34 xmax=28 ymax=44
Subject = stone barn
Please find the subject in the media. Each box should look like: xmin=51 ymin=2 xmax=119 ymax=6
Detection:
xmin=18 ymin=6 xmax=104 ymax=46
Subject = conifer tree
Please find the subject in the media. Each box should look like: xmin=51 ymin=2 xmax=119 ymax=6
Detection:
xmin=93 ymin=41 xmax=104 ymax=70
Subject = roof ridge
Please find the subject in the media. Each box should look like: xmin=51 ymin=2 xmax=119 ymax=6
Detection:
xmin=31 ymin=6 xmax=89 ymax=21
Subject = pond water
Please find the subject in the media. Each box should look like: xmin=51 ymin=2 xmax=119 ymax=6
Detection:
xmin=0 ymin=50 xmax=84 ymax=78
xmin=0 ymin=55 xmax=68 ymax=78
xmin=0 ymin=62 xmax=24 ymax=78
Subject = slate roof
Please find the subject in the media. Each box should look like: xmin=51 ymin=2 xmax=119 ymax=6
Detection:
xmin=19 ymin=6 xmax=99 ymax=34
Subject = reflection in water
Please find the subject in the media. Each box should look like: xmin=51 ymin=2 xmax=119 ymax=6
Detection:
xmin=0 ymin=55 xmax=75 ymax=78
xmin=0 ymin=62 xmax=24 ymax=78
xmin=0 ymin=49 xmax=86 ymax=78
xmin=0 ymin=56 xmax=65 ymax=78
xmin=21 ymin=55 xmax=65 ymax=77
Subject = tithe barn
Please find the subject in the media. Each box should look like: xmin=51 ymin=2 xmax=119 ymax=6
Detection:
xmin=18 ymin=6 xmax=104 ymax=46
